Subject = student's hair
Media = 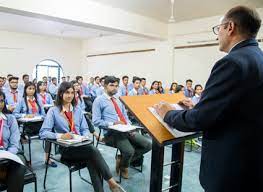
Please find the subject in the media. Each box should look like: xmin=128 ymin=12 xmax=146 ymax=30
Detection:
xmin=8 ymin=76 xmax=19 ymax=82
xmin=0 ymin=90 xmax=11 ymax=114
xmin=76 ymin=76 xmax=83 ymax=81
xmin=186 ymin=79 xmax=193 ymax=83
xmin=170 ymin=82 xmax=178 ymax=91
xmin=0 ymin=76 xmax=4 ymax=80
xmin=122 ymin=76 xmax=128 ymax=80
xmin=141 ymin=78 xmax=146 ymax=81
xmin=70 ymin=80 xmax=82 ymax=102
xmin=224 ymin=6 xmax=261 ymax=38
xmin=42 ymin=76 xmax=47 ymax=79
xmin=94 ymin=76 xmax=100 ymax=81
xmin=22 ymin=74 xmax=29 ymax=80
xmin=51 ymin=77 xmax=57 ymax=82
xmin=56 ymin=82 xmax=77 ymax=110
xmin=150 ymin=81 xmax=159 ymax=90
xmin=23 ymin=82 xmax=41 ymax=114
xmin=132 ymin=76 xmax=141 ymax=83
xmin=100 ymin=76 xmax=105 ymax=83
xmin=61 ymin=76 xmax=66 ymax=79
xmin=36 ymin=81 xmax=45 ymax=93
xmin=175 ymin=85 xmax=184 ymax=93
xmin=7 ymin=74 xmax=13 ymax=78
xmin=104 ymin=76 xmax=120 ymax=86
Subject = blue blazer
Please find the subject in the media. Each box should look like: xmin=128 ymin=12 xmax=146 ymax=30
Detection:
xmin=164 ymin=39 xmax=263 ymax=191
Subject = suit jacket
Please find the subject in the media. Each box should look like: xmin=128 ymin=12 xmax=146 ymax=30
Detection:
xmin=164 ymin=39 xmax=263 ymax=192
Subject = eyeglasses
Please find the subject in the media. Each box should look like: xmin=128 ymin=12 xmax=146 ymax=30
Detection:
xmin=212 ymin=22 xmax=229 ymax=35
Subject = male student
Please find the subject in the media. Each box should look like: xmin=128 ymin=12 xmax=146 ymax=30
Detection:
xmin=3 ymin=74 xmax=12 ymax=89
xmin=128 ymin=77 xmax=142 ymax=96
xmin=90 ymin=76 xmax=100 ymax=97
xmin=4 ymin=76 xmax=23 ymax=112
xmin=48 ymin=77 xmax=58 ymax=98
xmin=18 ymin=74 xmax=29 ymax=92
xmin=92 ymin=76 xmax=152 ymax=179
xmin=155 ymin=6 xmax=263 ymax=192
xmin=138 ymin=77 xmax=149 ymax=95
xmin=118 ymin=76 xmax=132 ymax=96
xmin=184 ymin=79 xmax=194 ymax=97
xmin=76 ymin=76 xmax=90 ymax=96
xmin=95 ymin=76 xmax=106 ymax=97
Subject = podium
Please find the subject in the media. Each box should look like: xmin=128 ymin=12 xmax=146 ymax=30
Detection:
xmin=120 ymin=93 xmax=201 ymax=192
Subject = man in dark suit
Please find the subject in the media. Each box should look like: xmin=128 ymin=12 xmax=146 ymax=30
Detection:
xmin=154 ymin=6 xmax=262 ymax=192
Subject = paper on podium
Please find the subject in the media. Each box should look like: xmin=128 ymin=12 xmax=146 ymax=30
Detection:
xmin=0 ymin=150 xmax=24 ymax=165
xmin=148 ymin=104 xmax=194 ymax=138
xmin=108 ymin=124 xmax=141 ymax=132
xmin=57 ymin=134 xmax=90 ymax=145
xmin=18 ymin=116 xmax=43 ymax=122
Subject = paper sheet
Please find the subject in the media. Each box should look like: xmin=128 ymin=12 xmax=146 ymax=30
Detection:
xmin=108 ymin=124 xmax=141 ymax=132
xmin=18 ymin=116 xmax=43 ymax=122
xmin=0 ymin=150 xmax=24 ymax=165
xmin=57 ymin=134 xmax=90 ymax=145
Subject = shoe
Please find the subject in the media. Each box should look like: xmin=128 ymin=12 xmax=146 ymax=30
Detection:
xmin=115 ymin=155 xmax=121 ymax=175
xmin=120 ymin=168 xmax=129 ymax=179
xmin=45 ymin=161 xmax=58 ymax=168
xmin=110 ymin=184 xmax=126 ymax=192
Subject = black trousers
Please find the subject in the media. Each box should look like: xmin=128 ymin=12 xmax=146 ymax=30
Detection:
xmin=60 ymin=145 xmax=112 ymax=192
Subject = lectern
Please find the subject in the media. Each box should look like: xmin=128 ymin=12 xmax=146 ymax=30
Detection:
xmin=120 ymin=93 xmax=201 ymax=192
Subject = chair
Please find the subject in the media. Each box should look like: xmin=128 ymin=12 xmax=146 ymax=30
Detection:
xmin=43 ymin=139 xmax=95 ymax=192
xmin=0 ymin=152 xmax=37 ymax=192
xmin=96 ymin=126 xmax=144 ymax=183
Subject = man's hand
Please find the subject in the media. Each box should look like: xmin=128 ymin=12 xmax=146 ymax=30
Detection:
xmin=178 ymin=98 xmax=194 ymax=109
xmin=153 ymin=102 xmax=175 ymax=119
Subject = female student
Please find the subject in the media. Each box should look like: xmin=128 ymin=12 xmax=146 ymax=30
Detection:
xmin=192 ymin=84 xmax=203 ymax=105
xmin=169 ymin=82 xmax=178 ymax=94
xmin=0 ymin=90 xmax=26 ymax=192
xmin=157 ymin=81 xmax=165 ymax=94
xmin=13 ymin=82 xmax=57 ymax=167
xmin=148 ymin=81 xmax=160 ymax=95
xmin=36 ymin=81 xmax=53 ymax=106
xmin=71 ymin=80 xmax=86 ymax=111
xmin=174 ymin=85 xmax=185 ymax=94
xmin=39 ymin=82 xmax=125 ymax=192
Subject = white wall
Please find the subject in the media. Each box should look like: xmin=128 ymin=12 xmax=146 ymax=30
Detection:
xmin=0 ymin=30 xmax=82 ymax=79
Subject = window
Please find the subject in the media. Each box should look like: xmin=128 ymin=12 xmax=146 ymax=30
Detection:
xmin=33 ymin=60 xmax=64 ymax=83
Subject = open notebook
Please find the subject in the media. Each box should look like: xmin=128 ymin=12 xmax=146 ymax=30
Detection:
xmin=0 ymin=151 xmax=24 ymax=165
xmin=148 ymin=104 xmax=194 ymax=138
xmin=18 ymin=116 xmax=43 ymax=122
xmin=57 ymin=134 xmax=91 ymax=145
xmin=108 ymin=124 xmax=142 ymax=132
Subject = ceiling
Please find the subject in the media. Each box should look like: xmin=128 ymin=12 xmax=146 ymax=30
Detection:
xmin=0 ymin=11 xmax=115 ymax=40
xmin=92 ymin=0 xmax=263 ymax=23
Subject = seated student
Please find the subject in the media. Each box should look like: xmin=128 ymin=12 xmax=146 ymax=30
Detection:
xmin=118 ymin=76 xmax=131 ymax=96
xmin=4 ymin=77 xmax=23 ymax=112
xmin=92 ymin=76 xmax=152 ymax=179
xmin=3 ymin=74 xmax=12 ymax=90
xmin=0 ymin=77 xmax=5 ymax=92
xmin=76 ymin=76 xmax=91 ymax=97
xmin=13 ymin=82 xmax=56 ymax=167
xmin=192 ymin=84 xmax=203 ymax=105
xmin=174 ymin=85 xmax=185 ymax=94
xmin=48 ymin=77 xmax=58 ymax=99
xmin=184 ymin=79 xmax=194 ymax=97
xmin=148 ymin=81 xmax=160 ymax=95
xmin=96 ymin=77 xmax=106 ymax=97
xmin=0 ymin=90 xmax=26 ymax=192
xmin=157 ymin=81 xmax=165 ymax=94
xmin=18 ymin=74 xmax=29 ymax=93
xmin=36 ymin=81 xmax=53 ymax=106
xmin=71 ymin=80 xmax=86 ymax=111
xmin=39 ymin=82 xmax=125 ymax=192
xmin=169 ymin=82 xmax=178 ymax=94
xmin=90 ymin=76 xmax=100 ymax=97
xmin=128 ymin=77 xmax=142 ymax=96
xmin=138 ymin=78 xmax=149 ymax=95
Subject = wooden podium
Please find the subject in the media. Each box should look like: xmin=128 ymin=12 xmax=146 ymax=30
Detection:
xmin=120 ymin=93 xmax=201 ymax=192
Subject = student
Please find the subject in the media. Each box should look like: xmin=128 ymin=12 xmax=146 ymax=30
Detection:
xmin=0 ymin=77 xmax=6 ymax=92
xmin=95 ymin=77 xmax=106 ymax=97
xmin=184 ymin=79 xmax=194 ymax=97
xmin=174 ymin=85 xmax=185 ymax=94
xmin=192 ymin=84 xmax=203 ymax=105
xmin=18 ymin=74 xmax=29 ymax=92
xmin=92 ymin=76 xmax=152 ymax=179
xmin=169 ymin=82 xmax=178 ymax=94
xmin=4 ymin=77 xmax=23 ymax=112
xmin=32 ymin=78 xmax=37 ymax=87
xmin=66 ymin=76 xmax=70 ymax=82
xmin=90 ymin=76 xmax=100 ymax=97
xmin=128 ymin=77 xmax=142 ymax=96
xmin=88 ymin=77 xmax=94 ymax=88
xmin=39 ymin=82 xmax=125 ymax=192
xmin=3 ymin=74 xmax=12 ymax=89
xmin=13 ymin=82 xmax=56 ymax=167
xmin=61 ymin=76 xmax=66 ymax=83
xmin=157 ymin=81 xmax=165 ymax=94
xmin=0 ymin=90 xmax=26 ymax=192
xmin=118 ymin=76 xmax=131 ymax=96
xmin=148 ymin=81 xmax=160 ymax=95
xmin=71 ymin=80 xmax=86 ymax=111
xmin=76 ymin=76 xmax=90 ymax=96
xmin=48 ymin=77 xmax=58 ymax=99
xmin=138 ymin=77 xmax=149 ymax=95
xmin=36 ymin=81 xmax=53 ymax=106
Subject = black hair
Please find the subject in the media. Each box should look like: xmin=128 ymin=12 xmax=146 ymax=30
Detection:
xmin=150 ymin=81 xmax=159 ymax=90
xmin=175 ymin=85 xmax=184 ymax=93
xmin=186 ymin=79 xmax=193 ymax=83
xmin=0 ymin=90 xmax=11 ymax=114
xmin=76 ymin=76 xmax=83 ymax=81
xmin=8 ymin=76 xmax=19 ymax=82
xmin=104 ymin=76 xmax=120 ymax=86
xmin=132 ymin=76 xmax=141 ymax=83
xmin=22 ymin=74 xmax=29 ymax=80
xmin=122 ymin=76 xmax=128 ymax=80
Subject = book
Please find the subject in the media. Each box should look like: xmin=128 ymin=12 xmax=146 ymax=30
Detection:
xmin=148 ymin=104 xmax=194 ymax=138
xmin=0 ymin=151 xmax=24 ymax=165
xmin=57 ymin=134 xmax=91 ymax=145
xmin=108 ymin=124 xmax=142 ymax=132
xmin=18 ymin=116 xmax=43 ymax=122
